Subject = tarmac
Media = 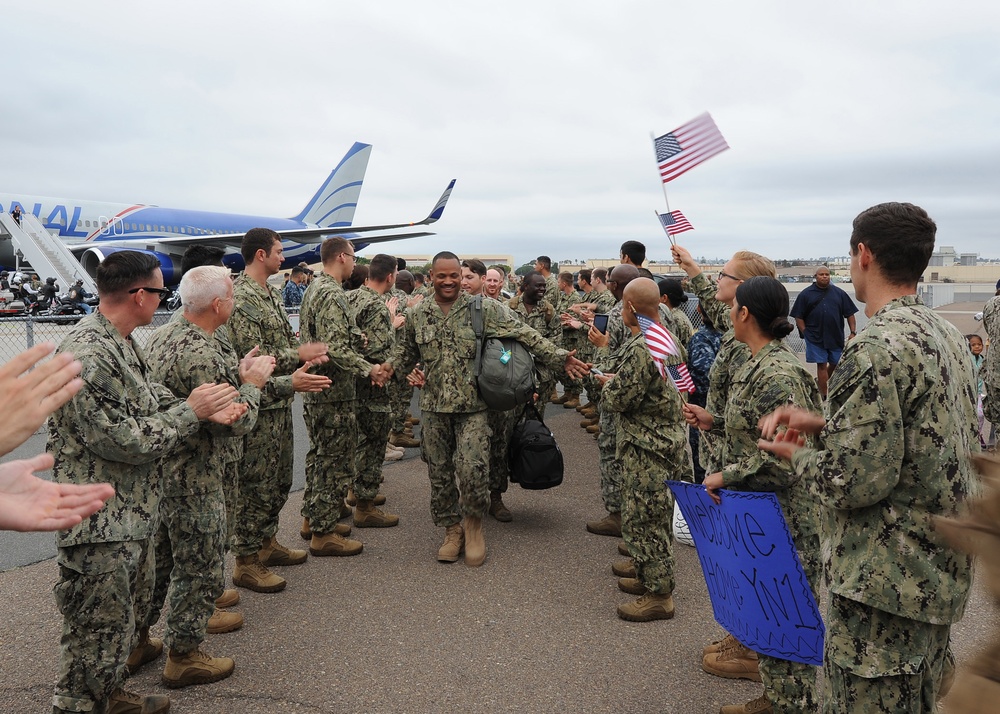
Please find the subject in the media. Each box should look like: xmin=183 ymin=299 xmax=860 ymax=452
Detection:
xmin=0 ymin=398 xmax=995 ymax=713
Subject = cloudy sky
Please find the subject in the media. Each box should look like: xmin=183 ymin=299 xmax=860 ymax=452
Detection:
xmin=3 ymin=2 xmax=999 ymax=266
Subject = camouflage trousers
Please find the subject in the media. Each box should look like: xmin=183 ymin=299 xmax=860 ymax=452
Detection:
xmin=487 ymin=407 xmax=517 ymax=494
xmin=421 ymin=410 xmax=489 ymax=526
xmin=146 ymin=490 xmax=227 ymax=654
xmin=356 ymin=402 xmax=392 ymax=501
xmin=233 ymin=407 xmax=293 ymax=557
xmin=388 ymin=378 xmax=413 ymax=434
xmin=757 ymin=533 xmax=822 ymax=712
xmin=597 ymin=407 xmax=623 ymax=513
xmin=221 ymin=459 xmax=239 ymax=550
xmin=52 ymin=538 xmax=154 ymax=712
xmin=618 ymin=442 xmax=675 ymax=595
xmin=302 ymin=400 xmax=357 ymax=535
xmin=823 ymin=594 xmax=952 ymax=713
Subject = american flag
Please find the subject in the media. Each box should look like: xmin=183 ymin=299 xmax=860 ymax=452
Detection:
xmin=654 ymin=113 xmax=729 ymax=184
xmin=658 ymin=210 xmax=694 ymax=237
xmin=635 ymin=313 xmax=695 ymax=393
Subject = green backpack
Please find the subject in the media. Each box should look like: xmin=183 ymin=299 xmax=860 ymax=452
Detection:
xmin=470 ymin=295 xmax=537 ymax=411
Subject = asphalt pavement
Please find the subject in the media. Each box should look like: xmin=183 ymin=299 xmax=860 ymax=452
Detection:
xmin=0 ymin=397 xmax=994 ymax=713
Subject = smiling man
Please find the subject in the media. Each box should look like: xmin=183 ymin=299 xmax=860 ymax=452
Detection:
xmin=384 ymin=252 xmax=590 ymax=567
xmin=790 ymin=265 xmax=858 ymax=397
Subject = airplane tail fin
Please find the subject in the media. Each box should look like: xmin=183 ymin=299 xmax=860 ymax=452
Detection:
xmin=293 ymin=142 xmax=372 ymax=227
xmin=417 ymin=179 xmax=457 ymax=225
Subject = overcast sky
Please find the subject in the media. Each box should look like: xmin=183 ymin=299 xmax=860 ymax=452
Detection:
xmin=3 ymin=2 xmax=999 ymax=267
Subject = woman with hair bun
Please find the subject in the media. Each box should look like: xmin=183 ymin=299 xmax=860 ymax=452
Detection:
xmin=683 ymin=276 xmax=823 ymax=714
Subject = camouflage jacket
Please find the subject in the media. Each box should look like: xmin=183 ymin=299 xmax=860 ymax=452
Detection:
xmin=299 ymin=273 xmax=372 ymax=403
xmin=790 ymin=295 xmax=980 ymax=624
xmin=689 ymin=271 xmax=732 ymax=332
xmin=667 ymin=306 xmax=694 ymax=347
xmin=600 ymin=332 xmax=692 ymax=489
xmin=591 ymin=289 xmax=616 ymax=314
xmin=229 ymin=274 xmax=298 ymax=410
xmin=983 ymin=294 xmax=1000 ymax=422
xmin=715 ymin=340 xmax=822 ymax=539
xmin=147 ymin=317 xmax=262 ymax=496
xmin=544 ymin=274 xmax=559 ymax=305
xmin=348 ymin=285 xmax=394 ymax=407
xmin=595 ymin=300 xmax=629 ymax=372
xmin=388 ymin=292 xmax=568 ymax=413
xmin=48 ymin=311 xmax=200 ymax=546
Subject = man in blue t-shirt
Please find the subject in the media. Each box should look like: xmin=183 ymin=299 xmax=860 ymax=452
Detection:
xmin=790 ymin=265 xmax=858 ymax=397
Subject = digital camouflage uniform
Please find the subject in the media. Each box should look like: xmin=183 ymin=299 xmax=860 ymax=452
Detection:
xmin=600 ymin=330 xmax=692 ymax=595
xmin=388 ymin=286 xmax=417 ymax=436
xmin=228 ymin=274 xmax=299 ymax=557
xmin=507 ymin=294 xmax=562 ymax=419
xmin=983 ymin=294 xmax=1000 ymax=425
xmin=143 ymin=316 xmax=261 ymax=654
xmin=711 ymin=340 xmax=823 ymax=711
xmin=388 ymin=292 xmax=568 ymax=525
xmin=580 ymin=289 xmax=616 ymax=405
xmin=666 ymin=305 xmax=694 ymax=347
xmin=689 ymin=271 xmax=742 ymax=474
xmin=348 ymin=285 xmax=396 ymax=499
xmin=789 ymin=295 xmax=979 ymax=713
xmin=543 ymin=273 xmax=559 ymax=306
xmin=298 ymin=273 xmax=374 ymax=534
xmin=485 ymin=297 xmax=521 ymax=495
xmin=594 ymin=300 xmax=628 ymax=514
xmin=48 ymin=311 xmax=200 ymax=713
xmin=555 ymin=288 xmax=584 ymax=399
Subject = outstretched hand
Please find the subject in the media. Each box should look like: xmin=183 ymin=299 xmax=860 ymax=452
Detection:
xmin=758 ymin=405 xmax=825 ymax=440
xmin=239 ymin=347 xmax=276 ymax=389
xmin=757 ymin=428 xmax=808 ymax=463
xmin=0 ymin=453 xmax=115 ymax=532
xmin=292 ymin=356 xmax=332 ymax=393
xmin=563 ymin=351 xmax=591 ymax=380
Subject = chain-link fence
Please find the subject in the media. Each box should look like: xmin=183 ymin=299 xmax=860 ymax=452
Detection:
xmin=0 ymin=310 xmax=176 ymax=362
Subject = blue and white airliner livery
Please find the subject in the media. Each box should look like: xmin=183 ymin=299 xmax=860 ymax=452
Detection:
xmin=0 ymin=142 xmax=456 ymax=284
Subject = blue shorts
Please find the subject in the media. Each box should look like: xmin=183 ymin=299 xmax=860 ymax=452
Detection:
xmin=805 ymin=341 xmax=842 ymax=365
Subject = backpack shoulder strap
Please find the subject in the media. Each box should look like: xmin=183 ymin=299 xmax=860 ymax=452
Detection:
xmin=471 ymin=295 xmax=484 ymax=377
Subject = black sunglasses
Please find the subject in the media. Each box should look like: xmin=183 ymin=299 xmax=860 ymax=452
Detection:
xmin=128 ymin=286 xmax=172 ymax=297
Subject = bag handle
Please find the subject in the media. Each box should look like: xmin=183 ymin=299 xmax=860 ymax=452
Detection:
xmin=520 ymin=400 xmax=547 ymax=427
xmin=471 ymin=294 xmax=484 ymax=377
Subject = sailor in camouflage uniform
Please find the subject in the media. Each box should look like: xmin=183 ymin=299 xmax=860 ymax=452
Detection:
xmin=983 ymin=288 xmax=1000 ymax=435
xmin=228 ymin=228 xmax=330 ymax=593
xmin=690 ymin=277 xmax=823 ymax=714
xmin=346 ymin=253 xmax=402 ymax=526
xmin=553 ymin=271 xmax=584 ymax=408
xmin=299 ymin=238 xmax=388 ymax=555
xmin=761 ymin=203 xmax=980 ymax=713
xmin=387 ymin=270 xmax=421 ymax=448
xmin=586 ymin=264 xmax=640 ymax=538
xmin=144 ymin=266 xmax=274 ymax=688
xmin=49 ymin=251 xmax=242 ymax=714
xmin=385 ymin=252 xmax=590 ymax=567
xmin=508 ymin=271 xmax=562 ymax=420
xmin=599 ymin=278 xmax=692 ymax=623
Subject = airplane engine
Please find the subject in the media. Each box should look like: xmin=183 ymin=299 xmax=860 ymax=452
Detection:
xmin=79 ymin=247 xmax=183 ymax=286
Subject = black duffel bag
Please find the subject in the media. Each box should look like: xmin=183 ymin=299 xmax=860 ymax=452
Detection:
xmin=508 ymin=403 xmax=563 ymax=490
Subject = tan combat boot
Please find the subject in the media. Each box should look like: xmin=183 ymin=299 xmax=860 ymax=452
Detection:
xmin=346 ymin=489 xmax=387 ymax=507
xmin=562 ymin=395 xmax=581 ymax=409
xmin=206 ymin=609 xmax=243 ymax=634
xmin=354 ymin=500 xmax=400 ymax=528
xmin=489 ymin=491 xmax=513 ymax=522
xmin=300 ymin=517 xmax=351 ymax=540
xmin=720 ymin=693 xmax=773 ymax=714
xmin=702 ymin=638 xmax=763 ymax=682
xmin=390 ymin=431 xmax=420 ymax=448
xmin=617 ymin=577 xmax=646 ymax=595
xmin=580 ymin=416 xmax=599 ymax=428
xmin=617 ymin=592 xmax=675 ymax=622
xmin=309 ymin=531 xmax=364 ymax=556
xmin=437 ymin=524 xmax=464 ymax=563
xmin=463 ymin=515 xmax=486 ymax=567
xmin=618 ymin=540 xmax=630 ymax=557
xmin=161 ymin=648 xmax=235 ymax=689
xmin=611 ymin=558 xmax=636 ymax=578
xmin=406 ymin=414 xmax=420 ymax=426
xmin=232 ymin=554 xmax=286 ymax=593
xmin=258 ymin=536 xmax=308 ymax=566
xmin=214 ymin=589 xmax=239 ymax=609
xmin=585 ymin=423 xmax=600 ymax=434
xmin=586 ymin=511 xmax=622 ymax=537
xmin=704 ymin=632 xmax=754 ymax=657
xmin=106 ymin=688 xmax=171 ymax=714
xmin=124 ymin=627 xmax=163 ymax=676
xmin=384 ymin=444 xmax=403 ymax=462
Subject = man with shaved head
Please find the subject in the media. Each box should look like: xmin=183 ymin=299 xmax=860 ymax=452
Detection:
xmin=585 ymin=263 xmax=640 ymax=538
xmin=597 ymin=277 xmax=691 ymax=621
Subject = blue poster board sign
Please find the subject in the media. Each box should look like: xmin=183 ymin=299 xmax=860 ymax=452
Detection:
xmin=667 ymin=481 xmax=824 ymax=667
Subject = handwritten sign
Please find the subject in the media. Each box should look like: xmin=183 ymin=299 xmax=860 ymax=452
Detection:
xmin=667 ymin=481 xmax=824 ymax=667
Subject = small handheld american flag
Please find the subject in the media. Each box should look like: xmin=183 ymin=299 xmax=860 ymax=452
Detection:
xmin=657 ymin=210 xmax=694 ymax=237
xmin=635 ymin=313 xmax=695 ymax=393
xmin=654 ymin=113 xmax=729 ymax=184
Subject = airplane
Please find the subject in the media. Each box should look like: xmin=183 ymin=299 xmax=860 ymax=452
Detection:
xmin=0 ymin=142 xmax=455 ymax=284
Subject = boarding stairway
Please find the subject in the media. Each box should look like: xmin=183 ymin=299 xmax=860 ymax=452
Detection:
xmin=0 ymin=211 xmax=98 ymax=295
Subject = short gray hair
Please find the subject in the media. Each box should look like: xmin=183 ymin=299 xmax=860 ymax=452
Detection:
xmin=180 ymin=265 xmax=231 ymax=313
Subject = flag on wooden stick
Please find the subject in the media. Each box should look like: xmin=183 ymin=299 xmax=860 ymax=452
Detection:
xmin=654 ymin=113 xmax=729 ymax=183
xmin=635 ymin=313 xmax=695 ymax=393
xmin=657 ymin=210 xmax=694 ymax=237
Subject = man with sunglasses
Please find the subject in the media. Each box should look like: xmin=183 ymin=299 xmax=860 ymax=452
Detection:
xmin=49 ymin=251 xmax=244 ymax=714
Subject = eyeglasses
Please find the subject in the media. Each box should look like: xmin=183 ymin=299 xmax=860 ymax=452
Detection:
xmin=718 ymin=271 xmax=741 ymax=282
xmin=128 ymin=286 xmax=172 ymax=297
xmin=343 ymin=252 xmax=356 ymax=261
